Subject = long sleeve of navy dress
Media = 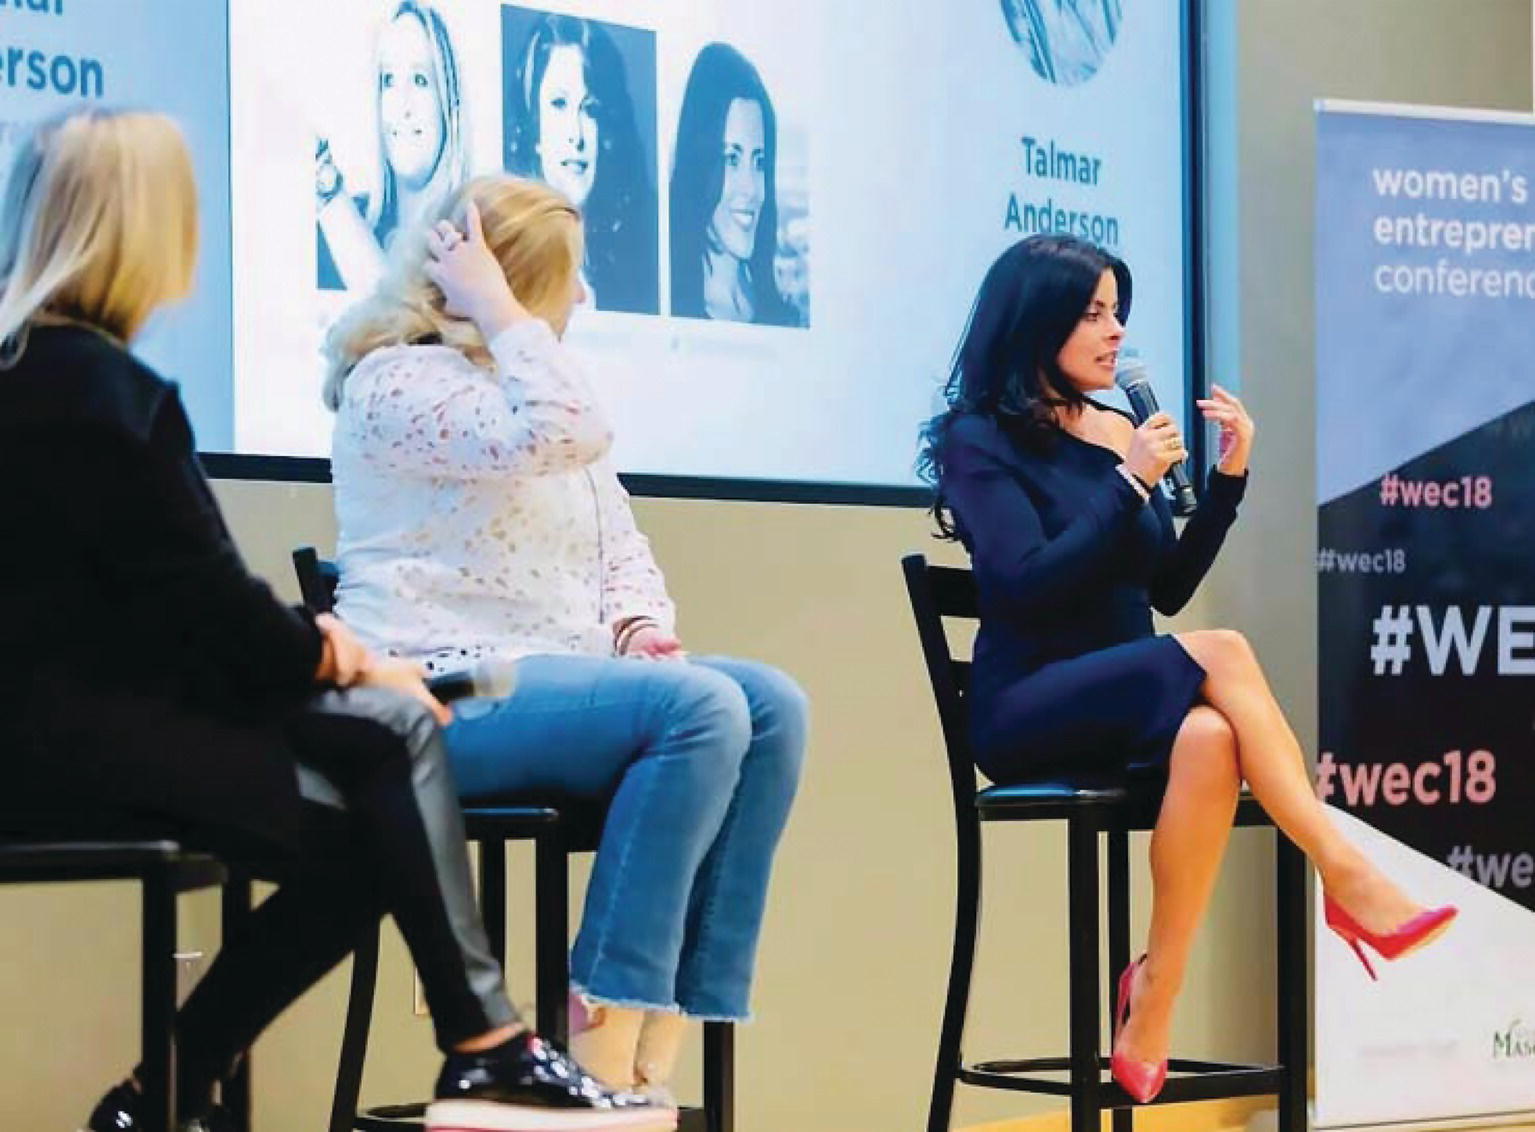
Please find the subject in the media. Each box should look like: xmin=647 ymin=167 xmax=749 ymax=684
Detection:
xmin=940 ymin=410 xmax=1247 ymax=783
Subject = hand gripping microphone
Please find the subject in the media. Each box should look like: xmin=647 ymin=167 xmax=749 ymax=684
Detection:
xmin=1114 ymin=349 xmax=1198 ymax=517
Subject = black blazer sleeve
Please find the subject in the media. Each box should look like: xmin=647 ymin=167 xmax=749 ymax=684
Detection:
xmin=59 ymin=386 xmax=323 ymax=706
xmin=943 ymin=415 xmax=1148 ymax=622
xmin=1148 ymin=469 xmax=1248 ymax=616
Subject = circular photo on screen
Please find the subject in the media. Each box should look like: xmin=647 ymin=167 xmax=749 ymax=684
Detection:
xmin=1001 ymin=0 xmax=1123 ymax=87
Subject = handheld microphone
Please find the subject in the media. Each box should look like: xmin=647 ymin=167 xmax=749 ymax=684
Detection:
xmin=1114 ymin=349 xmax=1198 ymax=517
xmin=427 ymin=658 xmax=518 ymax=704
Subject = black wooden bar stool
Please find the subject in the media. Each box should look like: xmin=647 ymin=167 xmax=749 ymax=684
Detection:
xmin=0 ymin=833 xmax=226 ymax=1132
xmin=902 ymin=554 xmax=1308 ymax=1131
xmin=290 ymin=548 xmax=734 ymax=1132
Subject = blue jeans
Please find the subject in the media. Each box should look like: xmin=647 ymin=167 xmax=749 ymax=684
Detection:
xmin=444 ymin=654 xmax=808 ymax=1020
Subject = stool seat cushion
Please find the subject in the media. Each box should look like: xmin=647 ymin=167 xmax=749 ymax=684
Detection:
xmin=462 ymin=798 xmax=606 ymax=851
xmin=0 ymin=838 xmax=226 ymax=888
xmin=976 ymin=781 xmax=1130 ymax=811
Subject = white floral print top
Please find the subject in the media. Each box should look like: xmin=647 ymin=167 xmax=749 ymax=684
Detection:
xmin=330 ymin=319 xmax=676 ymax=672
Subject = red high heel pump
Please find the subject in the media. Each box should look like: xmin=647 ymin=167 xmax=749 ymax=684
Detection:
xmin=1323 ymin=897 xmax=1458 ymax=980
xmin=1110 ymin=956 xmax=1168 ymax=1104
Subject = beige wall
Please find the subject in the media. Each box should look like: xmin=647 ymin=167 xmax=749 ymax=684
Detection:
xmin=2 ymin=3 xmax=1531 ymax=1130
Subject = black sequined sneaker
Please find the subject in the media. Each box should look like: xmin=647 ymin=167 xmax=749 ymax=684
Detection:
xmin=427 ymin=1031 xmax=676 ymax=1130
xmin=82 ymin=1080 xmax=234 ymax=1132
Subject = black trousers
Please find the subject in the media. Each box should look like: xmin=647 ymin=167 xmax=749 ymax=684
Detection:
xmin=163 ymin=688 xmax=518 ymax=1113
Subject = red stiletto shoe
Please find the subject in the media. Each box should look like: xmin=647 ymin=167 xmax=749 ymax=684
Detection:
xmin=1110 ymin=956 xmax=1168 ymax=1104
xmin=1323 ymin=897 xmax=1458 ymax=981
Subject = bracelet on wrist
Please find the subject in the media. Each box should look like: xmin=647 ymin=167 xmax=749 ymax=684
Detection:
xmin=314 ymin=137 xmax=346 ymax=204
xmin=614 ymin=616 xmax=659 ymax=655
xmin=1115 ymin=464 xmax=1151 ymax=503
xmin=613 ymin=615 xmax=649 ymax=641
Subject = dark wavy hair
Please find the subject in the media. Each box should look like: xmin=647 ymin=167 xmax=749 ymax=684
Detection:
xmin=505 ymin=13 xmax=658 ymax=313
xmin=669 ymin=43 xmax=794 ymax=326
xmin=918 ymin=233 xmax=1131 ymax=538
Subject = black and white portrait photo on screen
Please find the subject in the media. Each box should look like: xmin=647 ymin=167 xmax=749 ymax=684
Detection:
xmin=316 ymin=0 xmax=468 ymax=293
xmin=670 ymin=42 xmax=808 ymax=329
xmin=503 ymin=6 xmax=659 ymax=315
xmin=1001 ymin=0 xmax=1124 ymax=87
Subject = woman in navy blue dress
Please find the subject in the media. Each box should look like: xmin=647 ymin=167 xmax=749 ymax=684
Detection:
xmin=920 ymin=235 xmax=1456 ymax=1103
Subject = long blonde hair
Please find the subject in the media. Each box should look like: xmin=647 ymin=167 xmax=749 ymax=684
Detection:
xmin=0 ymin=108 xmax=198 ymax=356
xmin=366 ymin=0 xmax=469 ymax=237
xmin=324 ymin=174 xmax=582 ymax=410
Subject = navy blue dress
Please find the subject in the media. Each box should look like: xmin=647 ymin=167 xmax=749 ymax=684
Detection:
xmin=941 ymin=408 xmax=1247 ymax=784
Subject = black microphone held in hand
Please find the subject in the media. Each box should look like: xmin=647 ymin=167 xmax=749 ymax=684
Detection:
xmin=1114 ymin=350 xmax=1198 ymax=517
xmin=427 ymin=658 xmax=519 ymax=704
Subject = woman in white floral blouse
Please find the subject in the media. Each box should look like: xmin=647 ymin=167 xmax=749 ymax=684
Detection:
xmin=324 ymin=175 xmax=807 ymax=1098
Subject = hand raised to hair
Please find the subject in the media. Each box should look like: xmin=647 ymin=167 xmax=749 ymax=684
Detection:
xmin=423 ymin=201 xmax=527 ymax=340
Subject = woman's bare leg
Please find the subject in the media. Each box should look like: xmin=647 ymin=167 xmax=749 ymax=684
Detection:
xmin=1175 ymin=629 xmax=1421 ymax=932
xmin=1116 ymin=706 xmax=1240 ymax=1066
